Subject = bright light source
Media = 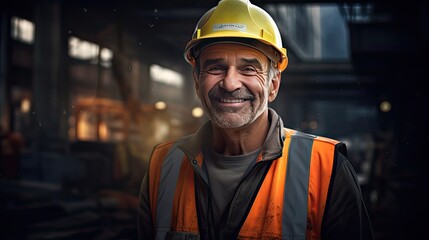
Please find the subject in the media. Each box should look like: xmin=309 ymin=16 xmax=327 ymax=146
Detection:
xmin=20 ymin=98 xmax=31 ymax=113
xmin=100 ymin=48 xmax=113 ymax=62
xmin=154 ymin=101 xmax=167 ymax=110
xmin=192 ymin=107 xmax=204 ymax=118
xmin=380 ymin=101 xmax=391 ymax=113
xmin=99 ymin=121 xmax=109 ymax=141
xmin=77 ymin=111 xmax=96 ymax=141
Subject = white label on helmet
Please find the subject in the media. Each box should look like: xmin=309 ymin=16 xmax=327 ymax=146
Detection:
xmin=213 ymin=23 xmax=246 ymax=32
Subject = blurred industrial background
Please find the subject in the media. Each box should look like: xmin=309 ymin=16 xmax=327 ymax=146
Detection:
xmin=0 ymin=0 xmax=428 ymax=239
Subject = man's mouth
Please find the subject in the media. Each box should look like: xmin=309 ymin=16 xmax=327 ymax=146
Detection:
xmin=209 ymin=87 xmax=255 ymax=106
xmin=219 ymin=98 xmax=246 ymax=103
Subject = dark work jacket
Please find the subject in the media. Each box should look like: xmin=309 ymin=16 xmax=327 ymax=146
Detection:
xmin=138 ymin=109 xmax=374 ymax=240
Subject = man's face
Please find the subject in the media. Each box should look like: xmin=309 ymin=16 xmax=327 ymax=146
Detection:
xmin=194 ymin=43 xmax=279 ymax=129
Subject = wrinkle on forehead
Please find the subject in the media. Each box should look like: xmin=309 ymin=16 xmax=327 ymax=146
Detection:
xmin=199 ymin=43 xmax=269 ymax=69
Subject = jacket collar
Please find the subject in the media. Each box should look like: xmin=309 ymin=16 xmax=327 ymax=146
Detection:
xmin=178 ymin=108 xmax=285 ymax=162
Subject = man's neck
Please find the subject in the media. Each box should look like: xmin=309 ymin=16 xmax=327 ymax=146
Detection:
xmin=211 ymin=111 xmax=270 ymax=156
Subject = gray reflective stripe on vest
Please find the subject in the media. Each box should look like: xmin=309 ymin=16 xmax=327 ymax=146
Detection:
xmin=282 ymin=133 xmax=314 ymax=240
xmin=155 ymin=146 xmax=185 ymax=240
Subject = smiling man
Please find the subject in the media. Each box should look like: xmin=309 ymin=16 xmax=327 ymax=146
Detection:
xmin=138 ymin=0 xmax=374 ymax=239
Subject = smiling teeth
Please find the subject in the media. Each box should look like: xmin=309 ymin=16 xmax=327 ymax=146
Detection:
xmin=221 ymin=99 xmax=244 ymax=103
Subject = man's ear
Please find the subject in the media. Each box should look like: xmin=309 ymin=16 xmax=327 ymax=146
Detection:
xmin=268 ymin=71 xmax=281 ymax=102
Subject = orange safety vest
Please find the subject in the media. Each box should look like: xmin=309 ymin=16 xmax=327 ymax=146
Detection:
xmin=148 ymin=128 xmax=340 ymax=240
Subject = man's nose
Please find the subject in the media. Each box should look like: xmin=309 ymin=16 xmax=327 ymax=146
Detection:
xmin=221 ymin=67 xmax=242 ymax=92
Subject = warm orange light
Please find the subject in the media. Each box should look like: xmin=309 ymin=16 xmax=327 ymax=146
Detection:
xmin=20 ymin=98 xmax=31 ymax=113
xmin=99 ymin=121 xmax=108 ymax=141
xmin=77 ymin=112 xmax=96 ymax=141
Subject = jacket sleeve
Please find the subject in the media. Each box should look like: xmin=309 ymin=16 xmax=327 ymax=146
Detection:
xmin=138 ymin=171 xmax=154 ymax=240
xmin=321 ymin=151 xmax=374 ymax=240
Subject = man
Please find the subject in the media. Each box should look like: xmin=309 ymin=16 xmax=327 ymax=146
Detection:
xmin=138 ymin=0 xmax=374 ymax=239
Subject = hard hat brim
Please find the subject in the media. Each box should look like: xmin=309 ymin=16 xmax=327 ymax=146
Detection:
xmin=185 ymin=37 xmax=288 ymax=71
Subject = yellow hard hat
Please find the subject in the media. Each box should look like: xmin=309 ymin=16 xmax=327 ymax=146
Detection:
xmin=184 ymin=0 xmax=288 ymax=72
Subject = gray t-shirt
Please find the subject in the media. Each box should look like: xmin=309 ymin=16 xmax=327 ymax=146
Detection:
xmin=202 ymin=145 xmax=260 ymax=229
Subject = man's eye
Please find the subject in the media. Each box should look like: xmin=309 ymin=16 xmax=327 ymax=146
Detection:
xmin=206 ymin=66 xmax=224 ymax=74
xmin=241 ymin=66 xmax=257 ymax=75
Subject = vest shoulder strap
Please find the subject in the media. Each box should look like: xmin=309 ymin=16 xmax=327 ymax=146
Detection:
xmin=155 ymin=144 xmax=185 ymax=240
xmin=282 ymin=133 xmax=314 ymax=239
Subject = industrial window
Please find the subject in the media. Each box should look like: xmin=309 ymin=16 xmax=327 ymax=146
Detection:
xmin=150 ymin=64 xmax=183 ymax=87
xmin=11 ymin=16 xmax=35 ymax=44
xmin=68 ymin=36 xmax=113 ymax=67
xmin=266 ymin=4 xmax=350 ymax=62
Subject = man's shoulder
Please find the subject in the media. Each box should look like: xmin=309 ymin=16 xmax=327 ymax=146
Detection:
xmin=283 ymin=128 xmax=341 ymax=146
xmin=153 ymin=134 xmax=193 ymax=152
